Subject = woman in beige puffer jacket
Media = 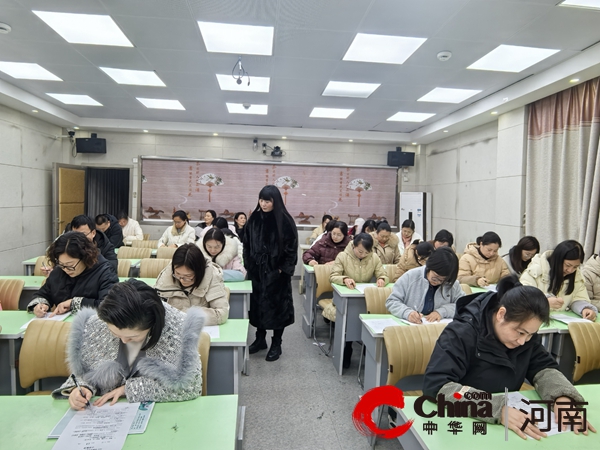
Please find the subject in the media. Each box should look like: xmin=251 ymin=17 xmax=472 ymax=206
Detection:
xmin=369 ymin=223 xmax=401 ymax=265
xmin=458 ymin=232 xmax=510 ymax=287
xmin=579 ymin=254 xmax=600 ymax=309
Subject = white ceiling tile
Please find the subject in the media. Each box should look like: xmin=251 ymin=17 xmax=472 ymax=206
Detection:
xmin=112 ymin=16 xmax=203 ymax=51
xmin=275 ymin=28 xmax=354 ymax=60
xmin=157 ymin=72 xmax=217 ymax=90
xmin=137 ymin=49 xmax=211 ymax=73
xmin=277 ymin=0 xmax=370 ymax=31
xmin=16 ymin=0 xmax=106 ymax=14
xmin=74 ymin=46 xmax=152 ymax=70
xmin=272 ymin=57 xmax=338 ymax=80
xmin=187 ymin=0 xmax=279 ymax=26
xmin=101 ymin=0 xmax=194 ymax=20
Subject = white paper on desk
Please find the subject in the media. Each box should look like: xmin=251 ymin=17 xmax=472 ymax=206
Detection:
xmin=52 ymin=402 xmax=138 ymax=450
xmin=365 ymin=318 xmax=401 ymax=334
xmin=398 ymin=318 xmax=453 ymax=326
xmin=202 ymin=325 xmax=220 ymax=339
xmin=20 ymin=312 xmax=71 ymax=330
xmin=48 ymin=402 xmax=154 ymax=438
xmin=483 ymin=284 xmax=497 ymax=292
xmin=551 ymin=314 xmax=589 ymax=324
xmin=354 ymin=283 xmax=373 ymax=294
xmin=506 ymin=392 xmax=567 ymax=437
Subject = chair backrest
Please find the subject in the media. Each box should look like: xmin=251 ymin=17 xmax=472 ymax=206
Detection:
xmin=117 ymin=259 xmax=132 ymax=277
xmin=0 ymin=279 xmax=25 ymax=311
xmin=33 ymin=256 xmax=52 ymax=277
xmin=314 ymin=264 xmax=334 ymax=299
xmin=568 ymin=322 xmax=600 ymax=383
xmin=383 ymin=323 xmax=447 ymax=387
xmin=460 ymin=284 xmax=473 ymax=295
xmin=384 ymin=265 xmax=395 ymax=283
xmin=132 ymin=240 xmax=159 ymax=249
xmin=19 ymin=320 xmax=71 ymax=388
xmin=139 ymin=259 xmax=172 ymax=278
xmin=117 ymin=247 xmax=153 ymax=260
xmin=198 ymin=331 xmax=210 ymax=396
xmin=364 ymin=286 xmax=392 ymax=314
xmin=143 ymin=234 xmax=150 ymax=240
xmin=156 ymin=247 xmax=177 ymax=259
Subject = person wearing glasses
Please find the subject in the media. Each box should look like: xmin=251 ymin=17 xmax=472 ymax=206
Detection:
xmin=302 ymin=221 xmax=350 ymax=266
xmin=71 ymin=215 xmax=118 ymax=272
xmin=502 ymin=236 xmax=540 ymax=277
xmin=27 ymin=232 xmax=119 ymax=317
xmin=158 ymin=210 xmax=196 ymax=248
xmin=392 ymin=241 xmax=435 ymax=282
xmin=154 ymin=243 xmax=229 ymax=325
xmin=386 ymin=247 xmax=463 ymax=323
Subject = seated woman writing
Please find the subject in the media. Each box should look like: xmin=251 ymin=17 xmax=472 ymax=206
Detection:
xmin=27 ymin=232 xmax=118 ymax=317
xmin=303 ymin=221 xmax=350 ymax=266
xmin=458 ymin=231 xmax=510 ymax=287
xmin=155 ymin=243 xmax=229 ymax=325
xmin=200 ymin=228 xmax=246 ymax=281
xmin=54 ymin=280 xmax=204 ymax=409
xmin=423 ymin=276 xmax=595 ymax=439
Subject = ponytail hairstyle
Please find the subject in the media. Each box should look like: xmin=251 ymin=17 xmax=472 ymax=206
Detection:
xmin=203 ymin=227 xmax=226 ymax=262
xmin=212 ymin=217 xmax=229 ymax=230
xmin=476 ymin=231 xmax=502 ymax=247
xmin=425 ymin=246 xmax=459 ymax=286
xmin=548 ymin=240 xmax=585 ymax=296
xmin=414 ymin=241 xmax=435 ymax=266
xmin=98 ymin=280 xmax=166 ymax=351
xmin=353 ymin=233 xmax=374 ymax=252
xmin=493 ymin=275 xmax=550 ymax=326
xmin=172 ymin=210 xmax=189 ymax=223
xmin=401 ymin=219 xmax=416 ymax=231
xmin=509 ymin=236 xmax=540 ymax=275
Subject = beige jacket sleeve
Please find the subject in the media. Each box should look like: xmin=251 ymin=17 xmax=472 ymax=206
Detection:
xmin=373 ymin=255 xmax=389 ymax=284
xmin=391 ymin=245 xmax=401 ymax=266
xmin=198 ymin=269 xmax=229 ymax=326
xmin=519 ymin=268 xmax=541 ymax=290
xmin=330 ymin=254 xmax=348 ymax=285
xmin=499 ymin=258 xmax=511 ymax=280
xmin=457 ymin=255 xmax=479 ymax=286
xmin=582 ymin=269 xmax=600 ymax=308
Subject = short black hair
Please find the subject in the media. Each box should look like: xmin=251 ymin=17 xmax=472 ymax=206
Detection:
xmin=425 ymin=247 xmax=459 ymax=285
xmin=172 ymin=210 xmax=189 ymax=223
xmin=477 ymin=231 xmax=502 ymax=247
xmin=322 ymin=214 xmax=333 ymax=225
xmin=71 ymin=215 xmax=95 ymax=231
xmin=324 ymin=219 xmax=337 ymax=233
xmin=434 ymin=229 xmax=454 ymax=247
xmin=376 ymin=222 xmax=391 ymax=233
xmin=213 ymin=217 xmax=229 ymax=229
xmin=117 ymin=212 xmax=129 ymax=221
xmin=331 ymin=221 xmax=348 ymax=236
xmin=205 ymin=210 xmax=217 ymax=220
xmin=171 ymin=243 xmax=207 ymax=291
xmin=353 ymin=233 xmax=374 ymax=252
xmin=47 ymin=231 xmax=99 ymax=269
xmin=401 ymin=219 xmax=415 ymax=230
xmin=98 ymin=280 xmax=165 ymax=351
xmin=362 ymin=219 xmax=377 ymax=234
xmin=95 ymin=214 xmax=110 ymax=226
xmin=494 ymin=275 xmax=550 ymax=326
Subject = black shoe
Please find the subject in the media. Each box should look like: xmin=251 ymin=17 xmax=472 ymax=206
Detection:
xmin=266 ymin=340 xmax=282 ymax=361
xmin=249 ymin=336 xmax=267 ymax=354
xmin=343 ymin=342 xmax=353 ymax=369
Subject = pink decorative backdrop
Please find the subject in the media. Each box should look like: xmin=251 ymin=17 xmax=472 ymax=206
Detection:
xmin=141 ymin=159 xmax=397 ymax=225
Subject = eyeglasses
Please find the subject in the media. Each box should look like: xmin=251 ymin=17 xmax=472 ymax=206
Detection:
xmin=56 ymin=259 xmax=81 ymax=272
xmin=429 ymin=272 xmax=447 ymax=284
xmin=173 ymin=272 xmax=195 ymax=282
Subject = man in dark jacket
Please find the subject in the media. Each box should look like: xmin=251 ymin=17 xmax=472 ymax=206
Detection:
xmin=95 ymin=214 xmax=123 ymax=248
xmin=71 ymin=215 xmax=118 ymax=273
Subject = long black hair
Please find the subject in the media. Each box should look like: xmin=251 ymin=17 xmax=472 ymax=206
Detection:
xmin=493 ymin=275 xmax=550 ymax=326
xmin=548 ymin=240 xmax=585 ymax=296
xmin=98 ymin=280 xmax=166 ymax=351
xmin=509 ymin=236 xmax=540 ymax=275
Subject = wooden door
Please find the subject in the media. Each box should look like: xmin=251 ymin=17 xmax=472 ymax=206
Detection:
xmin=53 ymin=164 xmax=86 ymax=237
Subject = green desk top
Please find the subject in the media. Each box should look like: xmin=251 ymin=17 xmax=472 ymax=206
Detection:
xmin=359 ymin=314 xmax=406 ymax=335
xmin=304 ymin=264 xmax=315 ymax=273
xmin=0 ymin=275 xmax=45 ymax=289
xmin=0 ymin=394 xmax=239 ymax=450
xmin=22 ymin=257 xmax=41 ymax=265
xmin=211 ymin=319 xmax=249 ymax=346
xmin=0 ymin=310 xmax=30 ymax=337
xmin=399 ymin=385 xmax=599 ymax=449
xmin=224 ymin=280 xmax=252 ymax=293
xmin=333 ymin=283 xmax=395 ymax=296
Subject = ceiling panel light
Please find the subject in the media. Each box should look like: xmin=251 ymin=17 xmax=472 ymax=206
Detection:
xmin=47 ymin=93 xmax=102 ymax=106
xmin=343 ymin=33 xmax=426 ymax=65
xmin=418 ymin=87 xmax=481 ymax=103
xmin=559 ymin=1 xmax=600 ymax=10
xmin=100 ymin=67 xmax=165 ymax=86
xmin=0 ymin=62 xmax=62 ymax=80
xmin=198 ymin=22 xmax=274 ymax=55
xmin=322 ymin=81 xmax=381 ymax=98
xmin=387 ymin=111 xmax=435 ymax=122
xmin=570 ymin=78 xmax=580 ymax=83
xmin=137 ymin=98 xmax=185 ymax=110
xmin=468 ymin=45 xmax=559 ymax=73
xmin=33 ymin=11 xmax=133 ymax=47
xmin=226 ymin=103 xmax=268 ymax=115
xmin=216 ymin=74 xmax=270 ymax=92
xmin=310 ymin=107 xmax=354 ymax=119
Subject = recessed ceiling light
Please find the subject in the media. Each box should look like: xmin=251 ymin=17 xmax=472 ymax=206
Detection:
xmin=343 ymin=33 xmax=426 ymax=64
xmin=33 ymin=11 xmax=133 ymax=47
xmin=418 ymin=87 xmax=481 ymax=103
xmin=0 ymin=62 xmax=62 ymax=80
xmin=226 ymin=103 xmax=268 ymax=115
xmin=349 ymin=139 xmax=354 ymax=142
xmin=468 ymin=45 xmax=559 ymax=73
xmin=570 ymin=78 xmax=580 ymax=83
xmin=100 ymin=67 xmax=165 ymax=86
xmin=322 ymin=81 xmax=381 ymax=98
xmin=137 ymin=98 xmax=185 ymax=110
xmin=47 ymin=93 xmax=102 ymax=106
xmin=491 ymin=111 xmax=499 ymax=115
xmin=216 ymin=74 xmax=270 ymax=92
xmin=387 ymin=111 xmax=435 ymax=122
xmin=143 ymin=130 xmax=148 ymax=133
xmin=213 ymin=133 xmax=219 ymax=136
xmin=559 ymin=1 xmax=600 ymax=10
xmin=309 ymin=107 xmax=354 ymax=119
xmin=73 ymin=126 xmax=79 ymax=129
xmin=443 ymin=130 xmax=449 ymax=133
xmin=282 ymin=136 xmax=287 ymax=139
xmin=31 ymin=109 xmax=38 ymax=113
xmin=198 ymin=22 xmax=274 ymax=55
xmin=412 ymin=142 xmax=417 ymax=145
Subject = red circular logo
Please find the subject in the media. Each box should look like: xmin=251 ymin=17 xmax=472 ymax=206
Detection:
xmin=352 ymin=386 xmax=414 ymax=439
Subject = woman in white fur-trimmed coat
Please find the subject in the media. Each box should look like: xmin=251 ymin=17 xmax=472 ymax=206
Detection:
xmin=52 ymin=280 xmax=205 ymax=410
xmin=200 ymin=228 xmax=247 ymax=282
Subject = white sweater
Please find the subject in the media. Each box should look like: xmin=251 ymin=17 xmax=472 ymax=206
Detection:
xmin=121 ymin=217 xmax=144 ymax=245
xmin=158 ymin=224 xmax=196 ymax=248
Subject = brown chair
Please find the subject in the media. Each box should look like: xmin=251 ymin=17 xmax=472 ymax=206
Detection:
xmin=198 ymin=331 xmax=211 ymax=396
xmin=156 ymin=247 xmax=177 ymax=259
xmin=568 ymin=321 xmax=600 ymax=383
xmin=117 ymin=247 xmax=152 ymax=260
xmin=384 ymin=264 xmax=396 ymax=284
xmin=139 ymin=258 xmax=171 ymax=279
xmin=313 ymin=264 xmax=335 ymax=355
xmin=460 ymin=283 xmax=473 ymax=295
xmin=33 ymin=256 xmax=52 ymax=277
xmin=19 ymin=320 xmax=71 ymax=395
xmin=117 ymin=259 xmax=132 ymax=277
xmin=132 ymin=240 xmax=159 ymax=249
xmin=143 ymin=234 xmax=150 ymax=240
xmin=0 ymin=278 xmax=25 ymax=311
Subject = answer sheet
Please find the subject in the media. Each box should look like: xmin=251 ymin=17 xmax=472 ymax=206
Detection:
xmin=20 ymin=312 xmax=71 ymax=330
xmin=506 ymin=392 xmax=567 ymax=437
xmin=364 ymin=318 xmax=401 ymax=334
xmin=202 ymin=325 xmax=220 ymax=339
xmin=398 ymin=318 xmax=453 ymax=326
xmin=52 ymin=403 xmax=138 ymax=450
xmin=551 ymin=314 xmax=590 ymax=324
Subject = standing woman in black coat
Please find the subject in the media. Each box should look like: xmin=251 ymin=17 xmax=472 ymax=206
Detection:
xmin=244 ymin=185 xmax=298 ymax=361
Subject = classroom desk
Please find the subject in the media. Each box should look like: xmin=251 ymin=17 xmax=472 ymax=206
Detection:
xmin=207 ymin=319 xmax=249 ymax=395
xmin=394 ymin=385 xmax=600 ymax=450
xmin=21 ymin=257 xmax=39 ymax=276
xmin=298 ymin=244 xmax=311 ymax=294
xmin=0 ymin=311 xmax=29 ymax=395
xmin=115 ymin=248 xmax=158 ymax=257
xmin=301 ymin=264 xmax=316 ymax=338
xmin=225 ymin=280 xmax=252 ymax=320
xmin=331 ymin=283 xmax=394 ymax=376
xmin=0 ymin=394 xmax=241 ymax=450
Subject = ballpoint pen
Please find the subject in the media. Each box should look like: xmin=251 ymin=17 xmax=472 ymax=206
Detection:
xmin=71 ymin=374 xmax=91 ymax=408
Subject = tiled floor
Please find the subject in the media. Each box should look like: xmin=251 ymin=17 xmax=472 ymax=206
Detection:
xmin=239 ymin=280 xmax=401 ymax=449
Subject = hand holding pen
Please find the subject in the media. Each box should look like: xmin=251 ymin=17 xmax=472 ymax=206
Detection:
xmin=68 ymin=374 xmax=92 ymax=411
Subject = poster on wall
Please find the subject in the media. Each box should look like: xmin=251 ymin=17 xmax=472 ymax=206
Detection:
xmin=140 ymin=158 xmax=398 ymax=226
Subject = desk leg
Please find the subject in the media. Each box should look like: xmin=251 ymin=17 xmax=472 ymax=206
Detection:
xmin=332 ymin=295 xmax=348 ymax=376
xmin=25 ymin=266 xmax=33 ymax=276
xmin=243 ymin=293 xmax=249 ymax=320
xmin=302 ymin=272 xmax=315 ymax=338
xmin=233 ymin=347 xmax=240 ymax=395
xmin=9 ymin=340 xmax=16 ymax=396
